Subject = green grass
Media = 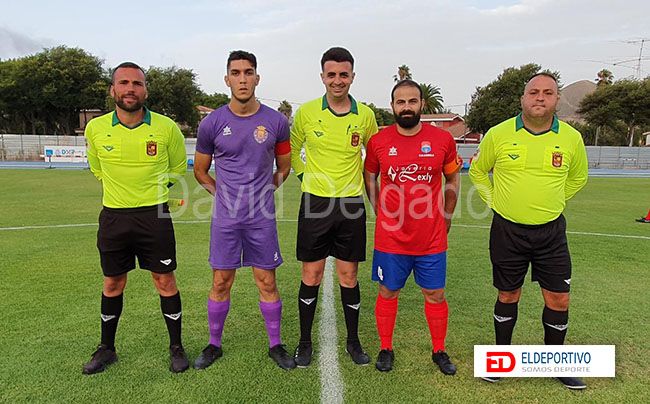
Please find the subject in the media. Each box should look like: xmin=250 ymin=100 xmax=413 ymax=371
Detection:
xmin=1 ymin=170 xmax=648 ymax=403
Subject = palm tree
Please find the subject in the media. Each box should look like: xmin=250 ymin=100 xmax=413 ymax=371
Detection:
xmin=419 ymin=83 xmax=444 ymax=114
xmin=277 ymin=100 xmax=292 ymax=120
xmin=596 ymin=69 xmax=613 ymax=87
xmin=393 ymin=65 xmax=412 ymax=82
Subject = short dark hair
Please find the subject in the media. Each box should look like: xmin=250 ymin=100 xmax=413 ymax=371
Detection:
xmin=111 ymin=62 xmax=146 ymax=84
xmin=391 ymin=79 xmax=423 ymax=102
xmin=526 ymin=72 xmax=559 ymax=87
xmin=320 ymin=47 xmax=354 ymax=70
xmin=227 ymin=50 xmax=257 ymax=70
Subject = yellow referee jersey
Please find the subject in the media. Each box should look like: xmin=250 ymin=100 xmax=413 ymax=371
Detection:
xmin=469 ymin=115 xmax=588 ymax=225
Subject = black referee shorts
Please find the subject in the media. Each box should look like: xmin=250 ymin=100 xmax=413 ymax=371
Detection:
xmin=296 ymin=193 xmax=366 ymax=262
xmin=97 ymin=204 xmax=177 ymax=277
xmin=489 ymin=212 xmax=571 ymax=293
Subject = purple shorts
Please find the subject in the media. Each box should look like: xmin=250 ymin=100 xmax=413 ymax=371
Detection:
xmin=209 ymin=224 xmax=283 ymax=270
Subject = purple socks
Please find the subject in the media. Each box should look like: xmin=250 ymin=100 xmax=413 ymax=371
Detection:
xmin=208 ymin=299 xmax=230 ymax=347
xmin=259 ymin=300 xmax=283 ymax=348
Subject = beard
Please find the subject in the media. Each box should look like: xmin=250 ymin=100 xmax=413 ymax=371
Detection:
xmin=394 ymin=110 xmax=421 ymax=129
xmin=115 ymin=97 xmax=145 ymax=112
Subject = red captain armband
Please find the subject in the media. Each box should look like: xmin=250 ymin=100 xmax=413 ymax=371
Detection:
xmin=443 ymin=154 xmax=463 ymax=175
xmin=275 ymin=140 xmax=291 ymax=155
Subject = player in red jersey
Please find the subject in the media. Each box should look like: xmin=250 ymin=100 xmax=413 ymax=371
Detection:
xmin=364 ymin=79 xmax=462 ymax=373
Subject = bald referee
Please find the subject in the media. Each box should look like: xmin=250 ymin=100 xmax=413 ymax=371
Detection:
xmin=82 ymin=62 xmax=189 ymax=374
xmin=469 ymin=73 xmax=588 ymax=389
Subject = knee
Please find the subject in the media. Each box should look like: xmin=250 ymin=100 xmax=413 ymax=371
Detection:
xmin=337 ymin=269 xmax=358 ymax=288
xmin=423 ymin=289 xmax=445 ymax=304
xmin=153 ymin=273 xmax=178 ymax=295
xmin=379 ymin=287 xmax=400 ymax=300
xmin=211 ymin=279 xmax=233 ymax=299
xmin=103 ymin=276 xmax=126 ymax=296
xmin=257 ymin=277 xmax=278 ymax=297
xmin=546 ymin=294 xmax=570 ymax=311
xmin=302 ymin=269 xmax=324 ymax=286
xmin=498 ymin=289 xmax=521 ymax=304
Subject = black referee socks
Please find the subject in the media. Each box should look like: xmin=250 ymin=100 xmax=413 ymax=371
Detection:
xmin=493 ymin=300 xmax=518 ymax=345
xmin=298 ymin=282 xmax=320 ymax=343
xmin=340 ymin=283 xmax=361 ymax=343
xmin=100 ymin=293 xmax=123 ymax=350
xmin=542 ymin=306 xmax=569 ymax=345
xmin=160 ymin=292 xmax=183 ymax=347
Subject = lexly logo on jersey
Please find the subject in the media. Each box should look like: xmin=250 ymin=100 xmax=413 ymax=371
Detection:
xmin=387 ymin=164 xmax=434 ymax=183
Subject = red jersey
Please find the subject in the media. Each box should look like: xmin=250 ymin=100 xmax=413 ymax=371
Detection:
xmin=364 ymin=124 xmax=461 ymax=255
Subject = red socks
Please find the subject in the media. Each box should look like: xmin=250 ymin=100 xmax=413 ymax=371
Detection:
xmin=425 ymin=300 xmax=449 ymax=352
xmin=375 ymin=294 xmax=399 ymax=350
xmin=645 ymin=210 xmax=650 ymax=220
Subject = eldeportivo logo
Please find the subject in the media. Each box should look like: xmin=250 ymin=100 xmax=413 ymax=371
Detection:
xmin=101 ymin=314 xmax=116 ymax=322
xmin=160 ymin=259 xmax=173 ymax=266
xmin=164 ymin=312 xmax=182 ymax=321
xmin=300 ymin=298 xmax=316 ymax=305
xmin=475 ymin=345 xmax=615 ymax=378
xmin=486 ymin=352 xmax=516 ymax=372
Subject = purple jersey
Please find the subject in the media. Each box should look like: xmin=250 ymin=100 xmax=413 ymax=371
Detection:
xmin=196 ymin=104 xmax=290 ymax=229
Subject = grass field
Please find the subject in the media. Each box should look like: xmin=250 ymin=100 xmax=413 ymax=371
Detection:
xmin=1 ymin=169 xmax=649 ymax=403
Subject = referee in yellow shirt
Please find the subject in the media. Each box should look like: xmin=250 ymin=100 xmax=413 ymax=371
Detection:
xmin=469 ymin=73 xmax=588 ymax=389
xmin=290 ymin=47 xmax=378 ymax=367
xmin=82 ymin=62 xmax=189 ymax=375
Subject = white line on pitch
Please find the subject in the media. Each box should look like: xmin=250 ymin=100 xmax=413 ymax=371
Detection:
xmin=318 ymin=257 xmax=343 ymax=404
xmin=1 ymin=220 xmax=648 ymax=241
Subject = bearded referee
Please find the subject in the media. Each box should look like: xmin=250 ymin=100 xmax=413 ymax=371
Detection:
xmin=82 ymin=62 xmax=189 ymax=374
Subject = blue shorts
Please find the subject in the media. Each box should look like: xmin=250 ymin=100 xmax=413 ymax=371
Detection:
xmin=209 ymin=225 xmax=283 ymax=270
xmin=371 ymin=249 xmax=447 ymax=291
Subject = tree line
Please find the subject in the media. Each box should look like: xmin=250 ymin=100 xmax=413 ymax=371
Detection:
xmin=2 ymin=47 xmax=647 ymax=145
xmin=465 ymin=64 xmax=650 ymax=146
xmin=0 ymin=46 xmax=231 ymax=136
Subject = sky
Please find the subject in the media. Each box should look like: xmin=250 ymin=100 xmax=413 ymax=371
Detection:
xmin=1 ymin=0 xmax=649 ymax=114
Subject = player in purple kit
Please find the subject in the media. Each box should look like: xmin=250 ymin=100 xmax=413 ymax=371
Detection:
xmin=193 ymin=50 xmax=295 ymax=370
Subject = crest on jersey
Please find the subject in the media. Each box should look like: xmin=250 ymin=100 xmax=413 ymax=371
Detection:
xmin=351 ymin=132 xmax=360 ymax=147
xmin=146 ymin=141 xmax=157 ymax=156
xmin=552 ymin=151 xmax=563 ymax=168
xmin=421 ymin=141 xmax=432 ymax=154
xmin=253 ymin=126 xmax=268 ymax=143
